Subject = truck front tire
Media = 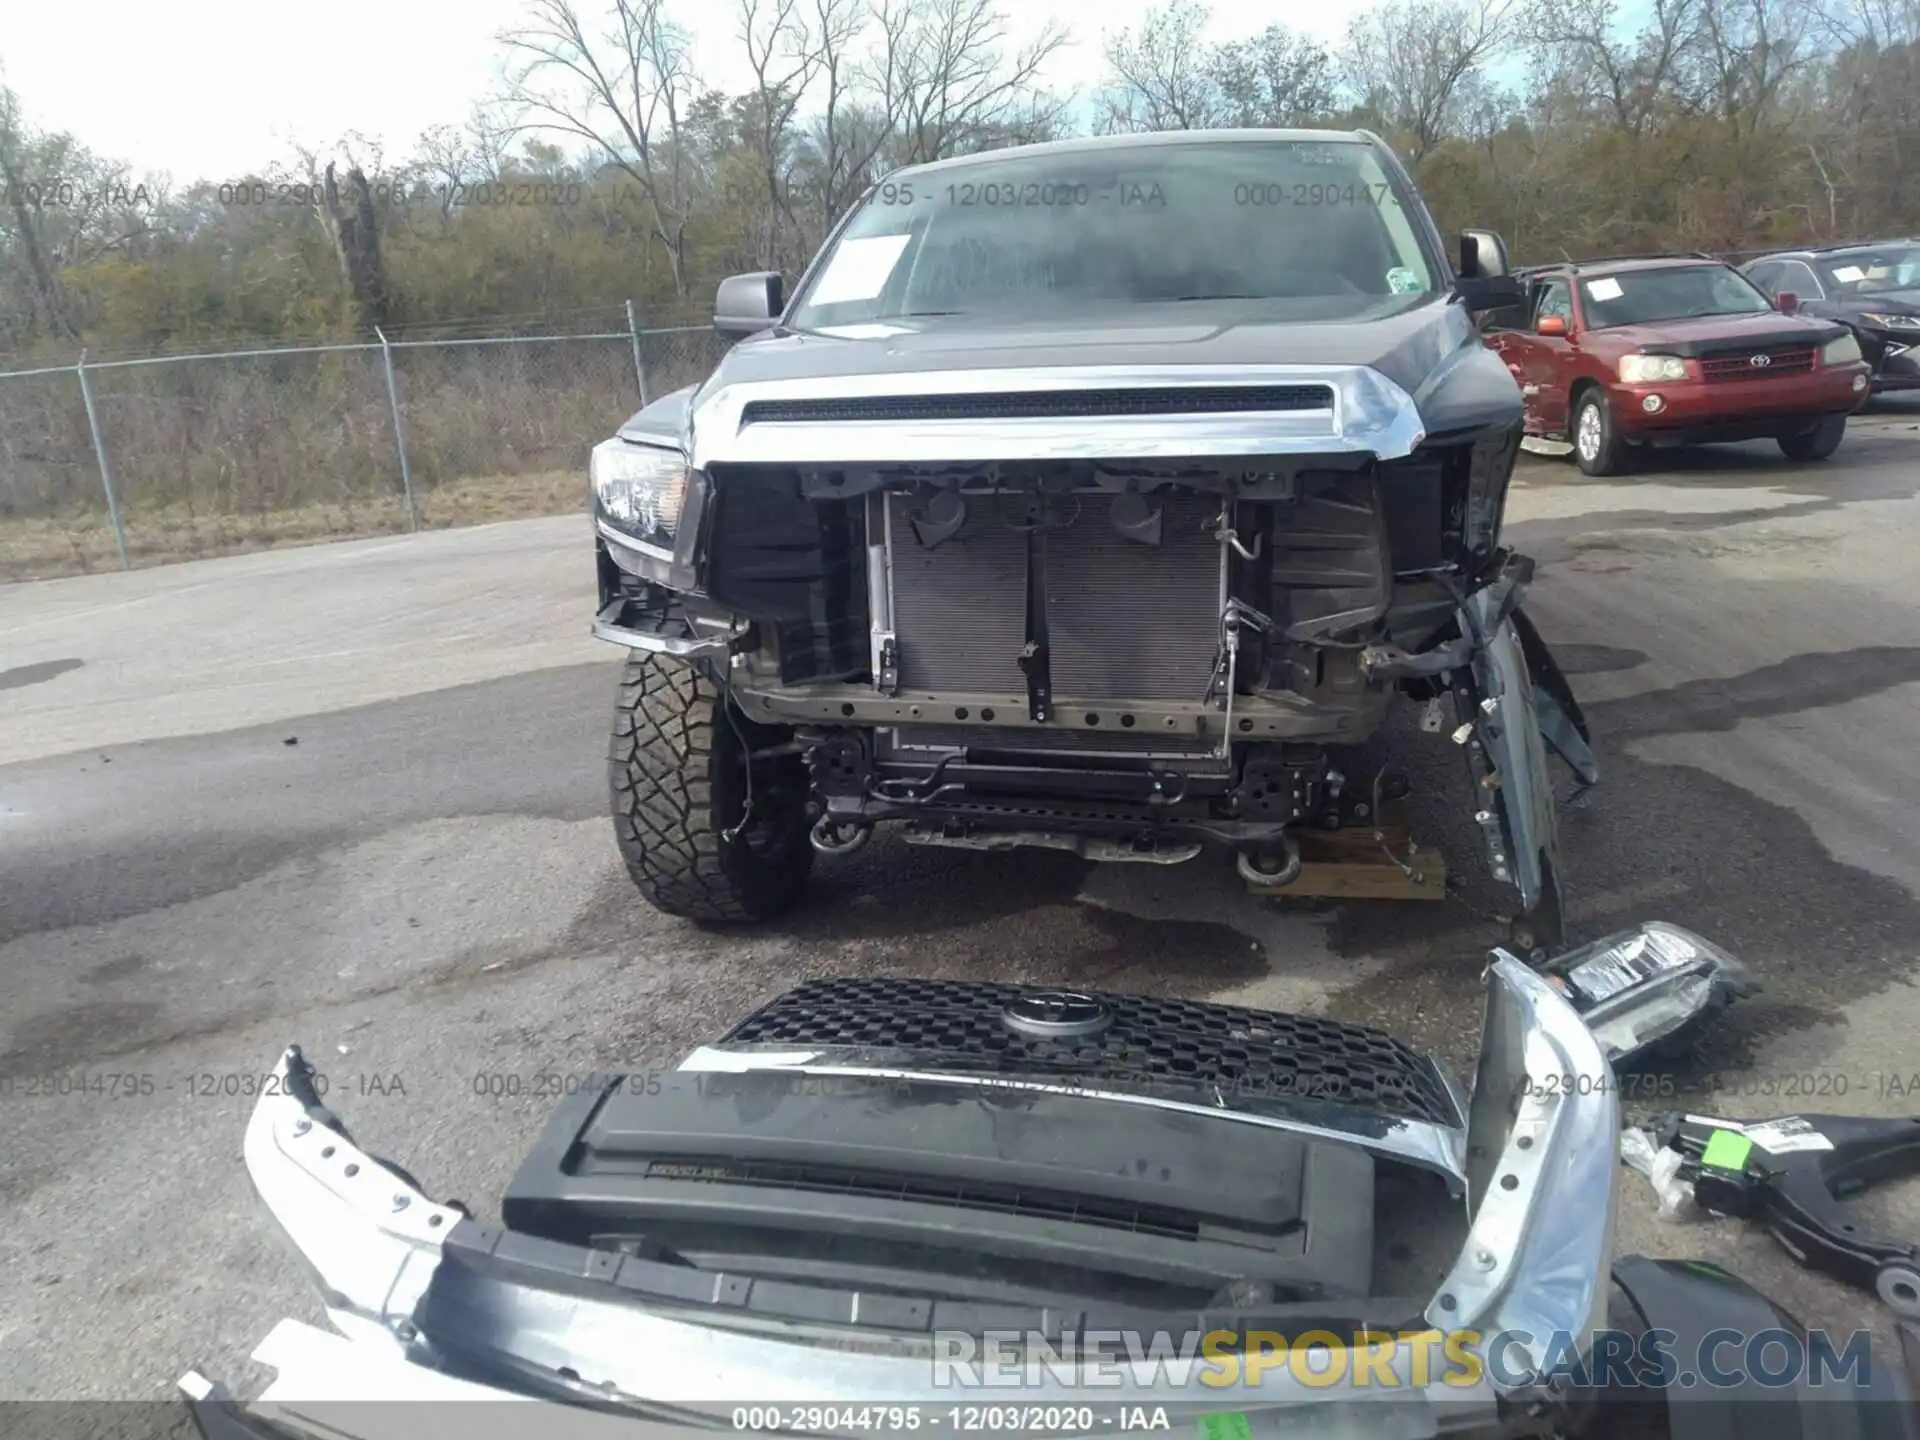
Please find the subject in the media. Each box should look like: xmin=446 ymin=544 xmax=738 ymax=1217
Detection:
xmin=609 ymin=653 xmax=814 ymax=923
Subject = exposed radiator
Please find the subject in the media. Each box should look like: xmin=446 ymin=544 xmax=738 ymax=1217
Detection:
xmin=886 ymin=491 xmax=1224 ymax=701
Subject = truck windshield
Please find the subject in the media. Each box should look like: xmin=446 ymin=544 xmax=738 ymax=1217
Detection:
xmin=786 ymin=138 xmax=1441 ymax=328
xmin=1577 ymin=265 xmax=1773 ymax=328
xmin=1817 ymin=245 xmax=1920 ymax=295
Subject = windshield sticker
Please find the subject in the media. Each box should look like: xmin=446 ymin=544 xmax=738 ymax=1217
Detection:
xmin=807 ymin=233 xmax=912 ymax=305
xmin=1386 ymin=266 xmax=1425 ymax=294
xmin=1831 ymin=265 xmax=1865 ymax=284
xmin=1586 ymin=277 xmax=1624 ymax=301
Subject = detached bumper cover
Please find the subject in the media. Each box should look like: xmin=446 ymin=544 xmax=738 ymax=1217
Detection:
xmin=179 ymin=951 xmax=1857 ymax=1438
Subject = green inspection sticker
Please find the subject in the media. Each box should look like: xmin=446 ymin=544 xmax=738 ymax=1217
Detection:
xmin=1196 ymin=1415 xmax=1253 ymax=1440
xmin=1701 ymin=1128 xmax=1754 ymax=1171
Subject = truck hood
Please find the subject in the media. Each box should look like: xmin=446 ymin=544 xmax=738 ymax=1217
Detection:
xmin=618 ymin=298 xmax=1524 ymax=467
xmin=716 ymin=298 xmax=1470 ymax=398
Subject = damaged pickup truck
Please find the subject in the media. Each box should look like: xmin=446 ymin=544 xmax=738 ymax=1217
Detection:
xmin=589 ymin=129 xmax=1597 ymax=943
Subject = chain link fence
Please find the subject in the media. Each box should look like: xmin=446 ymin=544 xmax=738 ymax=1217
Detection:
xmin=0 ymin=316 xmax=734 ymax=579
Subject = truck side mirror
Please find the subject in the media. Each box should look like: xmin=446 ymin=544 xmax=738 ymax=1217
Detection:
xmin=1537 ymin=315 xmax=1568 ymax=337
xmin=1459 ymin=229 xmax=1511 ymax=280
xmin=1456 ymin=229 xmax=1523 ymax=313
xmin=715 ymin=272 xmax=784 ymax=335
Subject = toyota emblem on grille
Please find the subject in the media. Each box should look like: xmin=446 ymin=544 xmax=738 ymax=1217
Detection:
xmin=1003 ymin=991 xmax=1112 ymax=1039
xmin=1749 ymin=353 xmax=1772 ymax=368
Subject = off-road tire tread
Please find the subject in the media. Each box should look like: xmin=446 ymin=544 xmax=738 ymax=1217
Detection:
xmin=608 ymin=653 xmax=812 ymax=923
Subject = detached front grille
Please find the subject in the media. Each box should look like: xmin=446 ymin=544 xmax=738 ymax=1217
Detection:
xmin=721 ymin=977 xmax=1462 ymax=1128
xmin=741 ymin=386 xmax=1333 ymax=425
xmin=1700 ymin=347 xmax=1816 ymax=381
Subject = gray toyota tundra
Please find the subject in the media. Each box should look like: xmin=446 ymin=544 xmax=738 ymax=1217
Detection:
xmin=586 ymin=128 xmax=1596 ymax=947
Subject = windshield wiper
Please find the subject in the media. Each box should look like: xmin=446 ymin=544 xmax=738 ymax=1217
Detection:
xmin=1166 ymin=293 xmax=1274 ymax=302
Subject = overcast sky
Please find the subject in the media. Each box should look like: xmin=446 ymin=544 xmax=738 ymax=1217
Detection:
xmin=4 ymin=0 xmax=1377 ymax=184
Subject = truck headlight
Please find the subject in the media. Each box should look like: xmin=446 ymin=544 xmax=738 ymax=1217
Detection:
xmin=592 ymin=439 xmax=689 ymax=552
xmin=1618 ymin=354 xmax=1688 ymax=383
xmin=1821 ymin=331 xmax=1863 ymax=365
xmin=1860 ymin=312 xmax=1920 ymax=330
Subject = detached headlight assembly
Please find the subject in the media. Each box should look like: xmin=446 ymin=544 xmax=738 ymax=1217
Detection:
xmin=1618 ymin=353 xmax=1688 ymax=383
xmin=1546 ymin=921 xmax=1759 ymax=1066
xmin=1821 ymin=331 xmax=1864 ymax=365
xmin=1861 ymin=312 xmax=1920 ymax=330
xmin=592 ymin=439 xmax=689 ymax=552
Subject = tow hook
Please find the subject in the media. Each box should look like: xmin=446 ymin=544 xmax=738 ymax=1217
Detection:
xmin=810 ymin=817 xmax=872 ymax=856
xmin=1236 ymin=833 xmax=1302 ymax=888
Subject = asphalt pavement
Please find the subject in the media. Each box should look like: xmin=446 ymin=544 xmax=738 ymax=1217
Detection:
xmin=3 ymin=401 xmax=1920 ymax=1401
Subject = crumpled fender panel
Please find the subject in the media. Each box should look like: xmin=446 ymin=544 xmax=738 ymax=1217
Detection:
xmin=1466 ymin=592 xmax=1559 ymax=918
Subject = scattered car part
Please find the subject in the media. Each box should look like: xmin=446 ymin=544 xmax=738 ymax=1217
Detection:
xmin=1620 ymin=1126 xmax=1701 ymax=1223
xmin=1654 ymin=1111 xmax=1920 ymax=1320
xmin=1538 ymin=921 xmax=1760 ymax=1068
xmin=169 ymin=923 xmax=1861 ymax=1439
xmin=168 ymin=929 xmax=1843 ymax=1436
xmin=1607 ymin=1255 xmax=1920 ymax=1437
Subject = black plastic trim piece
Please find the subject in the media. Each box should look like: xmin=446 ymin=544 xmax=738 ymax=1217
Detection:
xmin=739 ymin=386 xmax=1335 ymax=425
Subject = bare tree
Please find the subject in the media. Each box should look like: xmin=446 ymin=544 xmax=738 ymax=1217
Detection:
xmin=0 ymin=86 xmax=78 ymax=341
xmin=1341 ymin=0 xmax=1513 ymax=162
xmin=738 ymin=0 xmax=830 ymax=266
xmin=886 ymin=0 xmax=1068 ymax=163
xmin=1695 ymin=0 xmax=1817 ymax=137
xmin=320 ymin=162 xmax=394 ymax=333
xmin=782 ymin=0 xmax=905 ymax=247
xmin=1097 ymin=0 xmax=1220 ymax=132
xmin=499 ymin=0 xmax=706 ymax=296
xmin=1211 ymin=24 xmax=1340 ymax=127
xmin=1520 ymin=0 xmax=1706 ymax=136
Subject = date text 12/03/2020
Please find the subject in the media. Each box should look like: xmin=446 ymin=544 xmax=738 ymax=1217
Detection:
xmin=0 ymin=1069 xmax=407 ymax=1102
xmin=732 ymin=1406 xmax=1169 ymax=1433
xmin=856 ymin=179 xmax=1402 ymax=209
xmin=1520 ymin=1068 xmax=1917 ymax=1100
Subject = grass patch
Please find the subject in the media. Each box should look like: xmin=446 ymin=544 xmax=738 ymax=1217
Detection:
xmin=1 ymin=471 xmax=586 ymax=582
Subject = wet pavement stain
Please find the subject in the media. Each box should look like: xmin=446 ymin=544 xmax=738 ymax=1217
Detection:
xmin=80 ymin=952 xmax=148 ymax=985
xmin=0 ymin=1000 xmax=164 ymax=1079
xmin=1607 ymin=645 xmax=1920 ymax=740
xmin=1552 ymin=643 xmax=1650 ymax=676
xmin=0 ymin=658 xmax=84 ymax=692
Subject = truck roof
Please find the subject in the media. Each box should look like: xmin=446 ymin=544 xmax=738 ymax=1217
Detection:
xmin=891 ymin=128 xmax=1381 ymax=179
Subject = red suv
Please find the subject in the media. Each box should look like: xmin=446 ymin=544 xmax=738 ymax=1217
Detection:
xmin=1485 ymin=254 xmax=1873 ymax=476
